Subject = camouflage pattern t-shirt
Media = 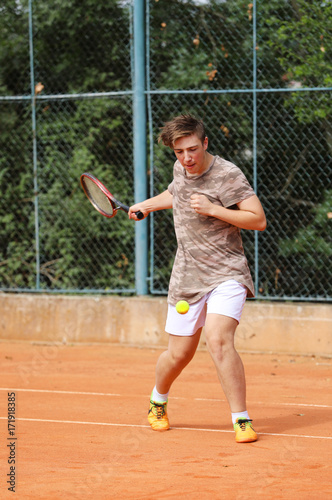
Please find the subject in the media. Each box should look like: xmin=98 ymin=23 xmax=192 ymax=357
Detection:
xmin=167 ymin=155 xmax=255 ymax=305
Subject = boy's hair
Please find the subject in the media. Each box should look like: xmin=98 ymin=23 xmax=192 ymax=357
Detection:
xmin=158 ymin=114 xmax=206 ymax=148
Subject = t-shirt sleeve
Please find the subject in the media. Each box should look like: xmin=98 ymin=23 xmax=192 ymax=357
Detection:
xmin=220 ymin=165 xmax=255 ymax=208
xmin=168 ymin=180 xmax=175 ymax=195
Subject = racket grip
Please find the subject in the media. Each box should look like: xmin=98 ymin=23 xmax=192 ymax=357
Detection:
xmin=135 ymin=211 xmax=144 ymax=220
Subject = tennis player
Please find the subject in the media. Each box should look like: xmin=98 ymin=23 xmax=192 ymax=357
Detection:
xmin=129 ymin=114 xmax=266 ymax=443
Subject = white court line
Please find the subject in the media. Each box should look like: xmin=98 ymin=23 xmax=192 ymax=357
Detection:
xmin=194 ymin=397 xmax=331 ymax=408
xmin=275 ymin=402 xmax=331 ymax=408
xmin=0 ymin=388 xmax=330 ymax=409
xmin=0 ymin=416 xmax=330 ymax=440
xmin=0 ymin=388 xmax=122 ymax=397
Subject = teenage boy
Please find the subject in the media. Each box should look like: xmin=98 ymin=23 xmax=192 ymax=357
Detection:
xmin=129 ymin=114 xmax=266 ymax=443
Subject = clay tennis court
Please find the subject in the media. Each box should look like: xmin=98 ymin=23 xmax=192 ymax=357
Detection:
xmin=0 ymin=341 xmax=331 ymax=499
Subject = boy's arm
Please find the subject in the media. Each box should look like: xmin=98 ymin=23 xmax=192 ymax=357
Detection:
xmin=190 ymin=193 xmax=267 ymax=231
xmin=128 ymin=189 xmax=173 ymax=220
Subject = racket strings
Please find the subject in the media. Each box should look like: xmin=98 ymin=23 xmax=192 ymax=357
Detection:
xmin=85 ymin=179 xmax=114 ymax=216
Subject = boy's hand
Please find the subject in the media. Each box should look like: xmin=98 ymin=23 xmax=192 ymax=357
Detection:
xmin=190 ymin=194 xmax=214 ymax=216
xmin=128 ymin=204 xmax=148 ymax=220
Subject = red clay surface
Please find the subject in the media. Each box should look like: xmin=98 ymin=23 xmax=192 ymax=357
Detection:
xmin=0 ymin=341 xmax=331 ymax=499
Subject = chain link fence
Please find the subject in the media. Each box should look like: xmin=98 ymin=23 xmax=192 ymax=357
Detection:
xmin=0 ymin=0 xmax=331 ymax=301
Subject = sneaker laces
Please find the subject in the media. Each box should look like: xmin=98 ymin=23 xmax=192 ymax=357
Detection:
xmin=151 ymin=401 xmax=166 ymax=419
xmin=237 ymin=418 xmax=252 ymax=430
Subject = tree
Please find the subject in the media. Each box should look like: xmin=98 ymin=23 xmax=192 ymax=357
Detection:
xmin=0 ymin=0 xmax=136 ymax=290
xmin=278 ymin=190 xmax=332 ymax=297
xmin=0 ymin=0 xmax=330 ymax=299
xmin=261 ymin=0 xmax=332 ymax=297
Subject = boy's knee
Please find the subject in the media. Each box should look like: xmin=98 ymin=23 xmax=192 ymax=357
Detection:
xmin=169 ymin=347 xmax=194 ymax=367
xmin=205 ymin=331 xmax=234 ymax=359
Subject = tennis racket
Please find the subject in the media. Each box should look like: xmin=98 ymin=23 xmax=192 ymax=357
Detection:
xmin=80 ymin=173 xmax=144 ymax=220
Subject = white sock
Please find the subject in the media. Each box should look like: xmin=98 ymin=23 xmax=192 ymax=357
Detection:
xmin=231 ymin=411 xmax=250 ymax=425
xmin=151 ymin=386 xmax=169 ymax=403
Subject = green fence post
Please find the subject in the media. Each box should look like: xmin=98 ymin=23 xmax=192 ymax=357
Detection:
xmin=29 ymin=0 xmax=40 ymax=290
xmin=253 ymin=0 xmax=259 ymax=297
xmin=133 ymin=0 xmax=148 ymax=295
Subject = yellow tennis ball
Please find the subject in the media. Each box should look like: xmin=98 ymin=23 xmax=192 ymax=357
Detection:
xmin=175 ymin=300 xmax=190 ymax=314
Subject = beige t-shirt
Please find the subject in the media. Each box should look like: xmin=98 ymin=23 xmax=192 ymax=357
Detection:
xmin=167 ymin=155 xmax=255 ymax=305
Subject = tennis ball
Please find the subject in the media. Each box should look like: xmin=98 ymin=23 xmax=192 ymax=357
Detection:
xmin=175 ymin=300 xmax=190 ymax=315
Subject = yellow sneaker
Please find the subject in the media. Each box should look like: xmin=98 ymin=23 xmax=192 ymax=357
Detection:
xmin=234 ymin=418 xmax=257 ymax=443
xmin=148 ymin=400 xmax=170 ymax=431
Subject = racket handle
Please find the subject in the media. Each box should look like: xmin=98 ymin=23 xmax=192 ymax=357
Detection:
xmin=135 ymin=211 xmax=144 ymax=220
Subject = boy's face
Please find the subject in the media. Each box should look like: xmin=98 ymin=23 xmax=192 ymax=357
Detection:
xmin=173 ymin=134 xmax=209 ymax=176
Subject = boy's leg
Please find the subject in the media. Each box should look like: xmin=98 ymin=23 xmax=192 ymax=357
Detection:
xmin=148 ymin=327 xmax=202 ymax=431
xmin=155 ymin=327 xmax=202 ymax=394
xmin=204 ymin=313 xmax=257 ymax=443
xmin=204 ymin=314 xmax=245 ymax=411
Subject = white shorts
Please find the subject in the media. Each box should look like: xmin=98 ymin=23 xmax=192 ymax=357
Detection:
xmin=165 ymin=280 xmax=248 ymax=336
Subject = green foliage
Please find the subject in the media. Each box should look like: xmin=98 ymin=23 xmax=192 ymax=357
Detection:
xmin=276 ymin=191 xmax=332 ymax=297
xmin=266 ymin=0 xmax=332 ymax=124
xmin=33 ymin=0 xmax=132 ymax=94
xmin=149 ymin=0 xmax=254 ymax=91
xmin=0 ymin=0 xmax=331 ymax=298
xmin=279 ymin=190 xmax=332 ymax=258
xmin=0 ymin=0 xmax=30 ymax=96
xmin=0 ymin=1 xmax=135 ymax=290
xmin=33 ymin=96 xmax=136 ymax=290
